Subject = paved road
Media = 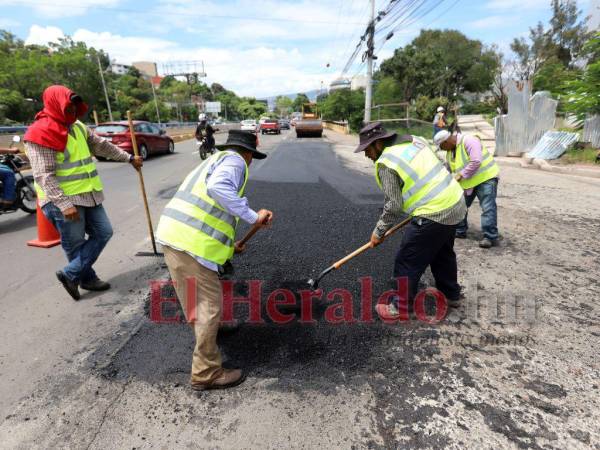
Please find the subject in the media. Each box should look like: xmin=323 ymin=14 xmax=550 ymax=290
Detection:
xmin=0 ymin=130 xmax=599 ymax=448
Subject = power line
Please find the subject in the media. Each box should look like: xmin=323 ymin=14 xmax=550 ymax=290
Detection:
xmin=332 ymin=1 xmax=372 ymax=74
xmin=4 ymin=1 xmax=365 ymax=25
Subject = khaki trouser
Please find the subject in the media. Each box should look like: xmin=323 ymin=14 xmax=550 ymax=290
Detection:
xmin=163 ymin=245 xmax=223 ymax=384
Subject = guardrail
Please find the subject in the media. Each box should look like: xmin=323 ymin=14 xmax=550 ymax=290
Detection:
xmin=0 ymin=121 xmax=236 ymax=135
xmin=323 ymin=120 xmax=350 ymax=135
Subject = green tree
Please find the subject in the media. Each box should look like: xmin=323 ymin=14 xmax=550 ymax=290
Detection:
xmin=319 ymin=89 xmax=365 ymax=132
xmin=510 ymin=0 xmax=591 ymax=79
xmin=533 ymin=56 xmax=580 ymax=99
xmin=563 ymin=33 xmax=600 ymax=121
xmin=275 ymin=95 xmax=293 ymax=117
xmin=378 ymin=29 xmax=500 ymax=102
xmin=237 ymin=98 xmax=267 ymax=119
xmin=292 ymin=93 xmax=310 ymax=112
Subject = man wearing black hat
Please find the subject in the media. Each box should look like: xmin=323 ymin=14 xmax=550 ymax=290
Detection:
xmin=156 ymin=130 xmax=273 ymax=391
xmin=355 ymin=122 xmax=467 ymax=320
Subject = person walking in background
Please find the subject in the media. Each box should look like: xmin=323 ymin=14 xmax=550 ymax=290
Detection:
xmin=433 ymin=106 xmax=447 ymax=138
xmin=24 ymin=85 xmax=143 ymax=300
xmin=434 ymin=130 xmax=500 ymax=249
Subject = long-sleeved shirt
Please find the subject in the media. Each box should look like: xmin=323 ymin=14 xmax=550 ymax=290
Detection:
xmin=159 ymin=151 xmax=258 ymax=272
xmin=26 ymin=125 xmax=131 ymax=211
xmin=456 ymin=133 xmax=483 ymax=180
xmin=373 ymin=166 xmax=467 ymax=239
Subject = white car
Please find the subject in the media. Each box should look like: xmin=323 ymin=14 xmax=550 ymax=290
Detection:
xmin=240 ymin=119 xmax=257 ymax=133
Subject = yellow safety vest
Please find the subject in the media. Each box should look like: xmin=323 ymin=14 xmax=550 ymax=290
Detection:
xmin=375 ymin=139 xmax=464 ymax=217
xmin=35 ymin=121 xmax=103 ymax=199
xmin=156 ymin=151 xmax=249 ymax=265
xmin=447 ymin=135 xmax=499 ymax=190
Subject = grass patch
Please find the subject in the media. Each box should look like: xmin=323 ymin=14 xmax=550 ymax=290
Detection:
xmin=390 ymin=124 xmax=433 ymax=140
xmin=560 ymin=145 xmax=599 ymax=164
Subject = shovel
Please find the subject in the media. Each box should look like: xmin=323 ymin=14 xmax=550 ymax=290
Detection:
xmin=307 ymin=216 xmax=411 ymax=289
xmin=219 ymin=223 xmax=262 ymax=277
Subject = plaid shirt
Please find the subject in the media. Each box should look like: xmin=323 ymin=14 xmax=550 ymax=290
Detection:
xmin=26 ymin=125 xmax=131 ymax=211
xmin=373 ymin=166 xmax=467 ymax=239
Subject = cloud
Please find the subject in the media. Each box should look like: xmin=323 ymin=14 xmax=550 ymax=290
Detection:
xmin=24 ymin=25 xmax=333 ymax=97
xmin=0 ymin=0 xmax=121 ymax=18
xmin=24 ymin=25 xmax=66 ymax=46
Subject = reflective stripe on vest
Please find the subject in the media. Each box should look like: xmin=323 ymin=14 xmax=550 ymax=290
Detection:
xmin=375 ymin=141 xmax=464 ymax=217
xmin=447 ymin=135 xmax=499 ymax=190
xmin=35 ymin=121 xmax=103 ymax=199
xmin=155 ymin=151 xmax=249 ymax=265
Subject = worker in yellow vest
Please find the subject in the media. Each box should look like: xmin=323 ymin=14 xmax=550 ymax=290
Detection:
xmin=24 ymin=85 xmax=143 ymax=301
xmin=354 ymin=122 xmax=467 ymax=320
xmin=434 ymin=130 xmax=500 ymax=248
xmin=156 ymin=130 xmax=273 ymax=392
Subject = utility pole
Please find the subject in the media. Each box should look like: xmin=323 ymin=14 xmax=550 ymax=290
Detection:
xmin=363 ymin=0 xmax=375 ymax=124
xmin=96 ymin=55 xmax=113 ymax=121
xmin=150 ymin=82 xmax=162 ymax=125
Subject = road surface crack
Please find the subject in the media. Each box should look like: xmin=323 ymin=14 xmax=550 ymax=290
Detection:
xmin=85 ymin=379 xmax=130 ymax=450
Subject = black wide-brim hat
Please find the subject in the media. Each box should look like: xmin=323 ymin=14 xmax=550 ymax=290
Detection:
xmin=216 ymin=129 xmax=267 ymax=159
xmin=354 ymin=121 xmax=397 ymax=153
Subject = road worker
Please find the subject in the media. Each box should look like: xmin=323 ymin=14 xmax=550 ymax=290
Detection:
xmin=434 ymin=130 xmax=500 ymax=248
xmin=156 ymin=130 xmax=273 ymax=391
xmin=355 ymin=122 xmax=467 ymax=320
xmin=24 ymin=85 xmax=143 ymax=300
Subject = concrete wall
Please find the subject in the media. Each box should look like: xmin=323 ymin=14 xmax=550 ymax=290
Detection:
xmin=323 ymin=120 xmax=350 ymax=135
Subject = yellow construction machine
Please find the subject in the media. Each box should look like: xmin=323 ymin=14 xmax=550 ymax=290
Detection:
xmin=295 ymin=103 xmax=323 ymax=138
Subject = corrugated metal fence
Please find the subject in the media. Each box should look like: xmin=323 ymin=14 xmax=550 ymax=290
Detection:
xmin=583 ymin=115 xmax=600 ymax=147
xmin=495 ymin=81 xmax=558 ymax=156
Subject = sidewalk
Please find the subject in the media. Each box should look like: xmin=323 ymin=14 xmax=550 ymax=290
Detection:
xmin=324 ymin=129 xmax=600 ymax=180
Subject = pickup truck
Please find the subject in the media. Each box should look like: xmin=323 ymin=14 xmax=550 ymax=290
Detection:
xmin=260 ymin=119 xmax=281 ymax=135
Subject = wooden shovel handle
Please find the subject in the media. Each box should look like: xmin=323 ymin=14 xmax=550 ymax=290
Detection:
xmin=239 ymin=223 xmax=261 ymax=246
xmin=332 ymin=216 xmax=412 ymax=270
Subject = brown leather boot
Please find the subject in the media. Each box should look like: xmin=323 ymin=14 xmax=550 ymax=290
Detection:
xmin=191 ymin=369 xmax=246 ymax=391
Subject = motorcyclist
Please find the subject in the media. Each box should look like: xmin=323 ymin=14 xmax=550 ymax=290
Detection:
xmin=195 ymin=113 xmax=216 ymax=154
xmin=0 ymin=146 xmax=20 ymax=209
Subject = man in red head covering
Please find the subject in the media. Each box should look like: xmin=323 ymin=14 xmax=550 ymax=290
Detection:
xmin=25 ymin=85 xmax=143 ymax=300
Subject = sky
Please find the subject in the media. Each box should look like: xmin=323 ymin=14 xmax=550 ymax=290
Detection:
xmin=0 ymin=0 xmax=596 ymax=98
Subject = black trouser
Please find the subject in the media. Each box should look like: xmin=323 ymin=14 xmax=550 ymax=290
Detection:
xmin=393 ymin=217 xmax=460 ymax=303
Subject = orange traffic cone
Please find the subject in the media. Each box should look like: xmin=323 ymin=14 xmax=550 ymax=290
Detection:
xmin=27 ymin=202 xmax=61 ymax=248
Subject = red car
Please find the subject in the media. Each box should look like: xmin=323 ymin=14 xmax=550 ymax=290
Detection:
xmin=94 ymin=121 xmax=175 ymax=160
xmin=260 ymin=119 xmax=281 ymax=135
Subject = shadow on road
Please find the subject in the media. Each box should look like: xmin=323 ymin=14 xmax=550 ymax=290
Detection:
xmin=0 ymin=211 xmax=36 ymax=235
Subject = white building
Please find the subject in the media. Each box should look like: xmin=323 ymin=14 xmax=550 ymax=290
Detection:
xmin=109 ymin=60 xmax=131 ymax=75
xmin=329 ymin=78 xmax=351 ymax=91
xmin=351 ymin=75 xmax=368 ymax=91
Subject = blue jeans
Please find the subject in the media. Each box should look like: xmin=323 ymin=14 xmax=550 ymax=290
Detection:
xmin=457 ymin=178 xmax=499 ymax=240
xmin=42 ymin=203 xmax=114 ymax=283
xmin=0 ymin=164 xmax=16 ymax=201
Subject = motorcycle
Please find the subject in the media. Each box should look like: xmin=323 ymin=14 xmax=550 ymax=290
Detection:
xmin=197 ymin=136 xmax=216 ymax=161
xmin=0 ymin=136 xmax=37 ymax=215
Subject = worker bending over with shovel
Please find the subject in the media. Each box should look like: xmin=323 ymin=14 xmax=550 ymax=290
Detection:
xmin=434 ymin=130 xmax=500 ymax=248
xmin=355 ymin=122 xmax=467 ymax=320
xmin=156 ymin=130 xmax=273 ymax=391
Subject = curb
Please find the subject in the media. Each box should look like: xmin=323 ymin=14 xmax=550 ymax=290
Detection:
xmin=496 ymin=156 xmax=600 ymax=179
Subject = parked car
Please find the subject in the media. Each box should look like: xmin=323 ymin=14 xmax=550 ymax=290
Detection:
xmin=278 ymin=119 xmax=291 ymax=130
xmin=260 ymin=119 xmax=281 ymax=135
xmin=240 ymin=119 xmax=258 ymax=133
xmin=94 ymin=121 xmax=175 ymax=160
